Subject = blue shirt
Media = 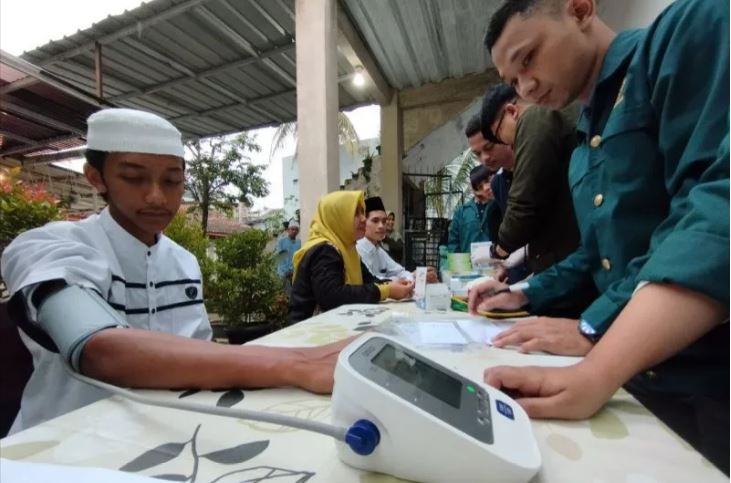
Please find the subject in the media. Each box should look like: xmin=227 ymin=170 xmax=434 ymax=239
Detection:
xmin=276 ymin=236 xmax=301 ymax=276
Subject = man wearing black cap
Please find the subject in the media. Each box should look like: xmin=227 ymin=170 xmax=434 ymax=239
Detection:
xmin=357 ymin=197 xmax=437 ymax=283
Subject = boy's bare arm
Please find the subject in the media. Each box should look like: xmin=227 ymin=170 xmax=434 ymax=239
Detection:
xmin=81 ymin=329 xmax=354 ymax=394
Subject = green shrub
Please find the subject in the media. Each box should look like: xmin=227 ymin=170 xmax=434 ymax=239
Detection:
xmin=207 ymin=229 xmax=287 ymax=327
xmin=1 ymin=170 xmax=61 ymax=291
xmin=164 ymin=213 xmax=214 ymax=290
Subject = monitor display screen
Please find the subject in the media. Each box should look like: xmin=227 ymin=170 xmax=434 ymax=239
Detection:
xmin=372 ymin=344 xmax=462 ymax=408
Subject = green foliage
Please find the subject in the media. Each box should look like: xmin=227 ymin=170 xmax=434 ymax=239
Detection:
xmin=207 ymin=229 xmax=287 ymax=327
xmin=269 ymin=112 xmax=360 ymax=161
xmin=0 ymin=169 xmax=61 ymax=291
xmin=264 ymin=209 xmax=286 ymax=237
xmin=215 ymin=229 xmax=270 ymax=270
xmin=0 ymin=170 xmax=60 ymax=255
xmin=185 ymin=132 xmax=269 ymax=232
xmin=425 ymin=149 xmax=475 ymax=217
xmin=164 ymin=213 xmax=213 ymax=289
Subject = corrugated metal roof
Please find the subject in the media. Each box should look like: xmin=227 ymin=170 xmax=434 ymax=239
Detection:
xmin=341 ymin=0 xmax=499 ymax=90
xmin=0 ymin=50 xmax=106 ymax=160
xmin=18 ymin=0 xmax=370 ymax=139
xmin=15 ymin=0 xmax=500 ymax=140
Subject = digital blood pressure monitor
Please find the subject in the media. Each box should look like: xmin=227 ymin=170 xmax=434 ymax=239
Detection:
xmin=332 ymin=334 xmax=541 ymax=483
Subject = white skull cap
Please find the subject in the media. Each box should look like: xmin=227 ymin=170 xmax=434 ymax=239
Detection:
xmin=86 ymin=108 xmax=184 ymax=158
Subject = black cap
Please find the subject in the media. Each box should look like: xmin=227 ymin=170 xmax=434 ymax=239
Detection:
xmin=365 ymin=196 xmax=386 ymax=215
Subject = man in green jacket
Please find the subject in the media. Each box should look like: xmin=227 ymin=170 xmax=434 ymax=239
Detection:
xmin=447 ymin=165 xmax=496 ymax=253
xmin=469 ymin=0 xmax=729 ymax=471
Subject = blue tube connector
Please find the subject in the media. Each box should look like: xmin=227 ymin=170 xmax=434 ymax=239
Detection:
xmin=345 ymin=419 xmax=380 ymax=455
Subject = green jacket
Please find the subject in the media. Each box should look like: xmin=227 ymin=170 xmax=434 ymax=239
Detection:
xmin=524 ymin=0 xmax=729 ymax=395
xmin=447 ymin=198 xmax=494 ymax=253
xmin=499 ymin=105 xmax=581 ymax=274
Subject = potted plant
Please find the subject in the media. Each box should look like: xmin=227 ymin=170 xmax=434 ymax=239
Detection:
xmin=207 ymin=229 xmax=288 ymax=344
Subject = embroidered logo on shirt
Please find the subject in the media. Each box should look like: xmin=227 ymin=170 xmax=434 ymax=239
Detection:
xmin=185 ymin=286 xmax=198 ymax=299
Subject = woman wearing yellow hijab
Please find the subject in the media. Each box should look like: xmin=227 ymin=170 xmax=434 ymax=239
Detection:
xmin=289 ymin=191 xmax=413 ymax=322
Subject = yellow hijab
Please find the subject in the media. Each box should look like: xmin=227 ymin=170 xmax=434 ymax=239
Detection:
xmin=292 ymin=191 xmax=365 ymax=284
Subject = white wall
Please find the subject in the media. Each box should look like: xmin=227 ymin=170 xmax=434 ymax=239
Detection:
xmin=282 ymin=137 xmax=380 ymax=219
xmin=401 ymin=97 xmax=481 ymax=175
xmin=598 ymin=0 xmax=675 ymax=31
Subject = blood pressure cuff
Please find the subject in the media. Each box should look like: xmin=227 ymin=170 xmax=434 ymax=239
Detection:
xmin=27 ymin=283 xmax=128 ymax=371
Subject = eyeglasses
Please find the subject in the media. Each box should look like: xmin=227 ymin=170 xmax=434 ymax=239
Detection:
xmin=492 ymin=98 xmax=518 ymax=145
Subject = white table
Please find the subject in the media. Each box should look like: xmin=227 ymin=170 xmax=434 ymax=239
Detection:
xmin=1 ymin=303 xmax=725 ymax=482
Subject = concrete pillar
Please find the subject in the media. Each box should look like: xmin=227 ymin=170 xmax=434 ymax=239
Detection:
xmin=380 ymin=92 xmax=403 ymax=230
xmin=295 ymin=0 xmax=340 ymax=239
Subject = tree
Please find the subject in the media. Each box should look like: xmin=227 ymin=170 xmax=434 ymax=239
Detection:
xmin=185 ymin=133 xmax=269 ymax=233
xmin=269 ymin=112 xmax=360 ymax=162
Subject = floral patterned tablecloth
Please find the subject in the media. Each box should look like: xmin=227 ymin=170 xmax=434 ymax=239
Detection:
xmin=1 ymin=303 xmax=725 ymax=483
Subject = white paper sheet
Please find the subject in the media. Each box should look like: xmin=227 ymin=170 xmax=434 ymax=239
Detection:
xmin=393 ymin=320 xmax=468 ymax=345
xmin=456 ymin=319 xmax=512 ymax=345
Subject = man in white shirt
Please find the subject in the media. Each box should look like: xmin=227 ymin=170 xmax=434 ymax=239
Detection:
xmin=1 ymin=108 xmax=352 ymax=434
xmin=357 ymin=197 xmax=437 ymax=283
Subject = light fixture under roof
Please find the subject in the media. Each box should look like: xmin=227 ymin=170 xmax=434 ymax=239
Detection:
xmin=352 ymin=66 xmax=366 ymax=87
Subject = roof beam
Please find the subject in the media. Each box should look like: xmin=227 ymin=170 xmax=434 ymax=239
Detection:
xmin=0 ymin=50 xmax=105 ymax=105
xmin=0 ymin=99 xmax=86 ymax=136
xmin=21 ymin=147 xmax=87 ymax=165
xmin=336 ymin=3 xmax=393 ymax=105
xmin=33 ymin=0 xmax=215 ymax=67
xmin=170 ymin=88 xmax=294 ymax=122
xmin=108 ymin=42 xmax=295 ymax=102
xmin=194 ymin=6 xmax=295 ymax=86
xmin=0 ymin=134 xmax=82 ymax=158
xmin=250 ymin=0 xmax=292 ymax=36
xmin=112 ymin=40 xmax=284 ymax=123
xmin=0 ymin=129 xmax=38 ymax=146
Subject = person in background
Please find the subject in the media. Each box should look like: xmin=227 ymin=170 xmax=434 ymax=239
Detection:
xmin=382 ymin=212 xmax=404 ymax=264
xmin=357 ymin=197 xmax=437 ymax=283
xmin=275 ymin=219 xmax=301 ymax=296
xmin=447 ymin=165 xmax=497 ymax=253
xmin=288 ymin=191 xmax=413 ymax=322
xmin=470 ymin=0 xmax=729 ymax=471
xmin=464 ymin=113 xmax=528 ymax=283
xmin=0 ymin=108 xmax=354 ymax=434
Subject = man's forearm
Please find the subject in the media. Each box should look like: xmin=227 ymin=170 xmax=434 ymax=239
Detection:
xmin=81 ymin=328 xmax=298 ymax=389
xmin=584 ymin=283 xmax=727 ymax=389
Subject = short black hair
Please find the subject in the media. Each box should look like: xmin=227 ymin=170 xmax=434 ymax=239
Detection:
xmin=84 ymin=149 xmax=110 ymax=201
xmin=464 ymin=114 xmax=482 ymax=139
xmin=480 ymin=83 xmax=517 ymax=144
xmin=470 ymin=165 xmax=496 ymax=190
xmin=85 ymin=149 xmax=108 ymax=173
xmin=484 ymin=0 xmax=561 ymax=53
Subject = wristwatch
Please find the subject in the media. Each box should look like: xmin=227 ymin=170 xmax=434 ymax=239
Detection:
xmin=578 ymin=319 xmax=601 ymax=344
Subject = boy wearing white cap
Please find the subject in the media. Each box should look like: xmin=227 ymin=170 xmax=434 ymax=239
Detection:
xmin=1 ymin=108 xmax=352 ymax=434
